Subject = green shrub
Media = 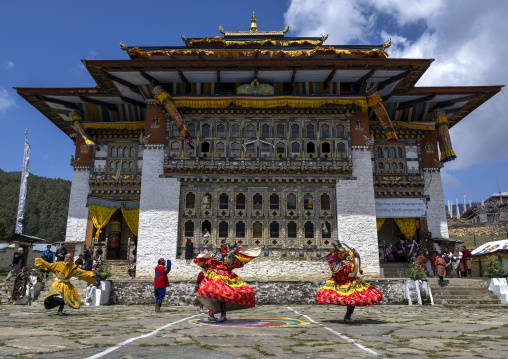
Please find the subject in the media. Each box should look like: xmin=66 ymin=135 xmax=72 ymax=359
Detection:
xmin=96 ymin=265 xmax=113 ymax=281
xmin=484 ymin=258 xmax=508 ymax=278
xmin=398 ymin=262 xmax=427 ymax=280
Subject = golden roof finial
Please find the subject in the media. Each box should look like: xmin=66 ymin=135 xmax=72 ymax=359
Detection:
xmin=250 ymin=11 xmax=258 ymax=32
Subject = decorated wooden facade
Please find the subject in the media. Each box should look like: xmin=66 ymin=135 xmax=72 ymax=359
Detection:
xmin=17 ymin=13 xmax=501 ymax=277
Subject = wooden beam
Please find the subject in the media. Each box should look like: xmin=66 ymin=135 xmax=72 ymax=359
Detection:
xmin=79 ymin=96 xmax=118 ymax=112
xmin=353 ymin=69 xmax=375 ymax=94
xmin=139 ymin=70 xmax=162 ymax=86
xmin=377 ymin=70 xmax=410 ymax=91
xmin=38 ymin=96 xmax=81 ymax=111
xmin=396 ymin=94 xmax=435 ymax=110
xmin=323 ymin=69 xmax=337 ymax=90
xmin=104 ymin=72 xmax=142 ymax=94
xmin=433 ymin=94 xmax=477 ymax=109
xmin=120 ymin=96 xmax=146 ymax=108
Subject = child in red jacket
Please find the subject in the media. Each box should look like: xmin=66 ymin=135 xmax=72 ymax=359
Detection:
xmin=154 ymin=258 xmax=171 ymax=312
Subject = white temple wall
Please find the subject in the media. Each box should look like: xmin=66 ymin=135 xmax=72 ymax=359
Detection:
xmin=137 ymin=146 xmax=180 ymax=277
xmin=65 ymin=168 xmax=90 ymax=243
xmin=335 ymin=147 xmax=380 ymax=277
xmin=424 ymin=169 xmax=449 ymax=239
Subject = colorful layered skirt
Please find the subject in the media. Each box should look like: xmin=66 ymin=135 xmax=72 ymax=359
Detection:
xmin=316 ymin=276 xmax=383 ymax=307
xmin=196 ymin=268 xmax=255 ymax=313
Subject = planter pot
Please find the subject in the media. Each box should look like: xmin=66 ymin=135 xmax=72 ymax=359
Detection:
xmin=84 ymin=280 xmax=111 ymax=306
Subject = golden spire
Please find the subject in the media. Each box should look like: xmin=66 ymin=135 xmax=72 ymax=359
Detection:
xmin=249 ymin=12 xmax=258 ymax=32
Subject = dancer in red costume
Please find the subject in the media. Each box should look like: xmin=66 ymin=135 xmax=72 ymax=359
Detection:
xmin=193 ymin=241 xmax=260 ymax=322
xmin=316 ymin=240 xmax=383 ymax=322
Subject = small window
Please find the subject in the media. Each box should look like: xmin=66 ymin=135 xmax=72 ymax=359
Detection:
xmin=111 ymin=147 xmax=117 ymax=157
xmin=231 ymin=125 xmax=240 ymax=138
xmin=287 ymin=193 xmax=297 ymax=210
xmin=236 ymin=222 xmax=246 ymax=238
xmin=337 ymin=124 xmax=344 ymax=138
xmin=253 ymin=193 xmax=262 ymax=211
xmin=246 ymin=125 xmax=255 ymax=137
xmin=261 ymin=143 xmax=270 ymax=156
xmin=253 ymin=222 xmax=263 ymax=239
xmin=185 ymin=193 xmax=195 ymax=209
xmin=231 ymin=142 xmax=240 ymax=156
xmin=291 ymin=142 xmax=300 ymax=155
xmin=202 ymin=193 xmax=212 ymax=210
xmin=377 ymin=148 xmax=383 ymax=158
xmin=236 ymin=193 xmax=246 ymax=210
xmin=219 ymin=193 xmax=229 ymax=210
xmin=304 ymin=194 xmax=313 ymax=210
xmin=270 ymin=222 xmax=279 ymax=238
xmin=170 ymin=142 xmax=180 ymax=156
xmin=261 ymin=124 xmax=270 ymax=138
xmin=276 ymin=142 xmax=285 ymax=157
xmin=185 ymin=221 xmax=194 ymax=237
xmin=291 ymin=124 xmax=299 ymax=138
xmin=321 ymin=124 xmax=329 ymax=138
xmin=288 ymin=221 xmax=297 ymax=238
xmin=320 ymin=193 xmax=330 ymax=211
xmin=270 ymin=193 xmax=279 ymax=210
xmin=202 ymin=124 xmax=210 ymax=138
xmin=217 ymin=124 xmax=225 ymax=138
xmin=337 ymin=143 xmax=346 ymax=156
xmin=304 ymin=222 xmax=314 ymax=239
xmin=276 ymin=124 xmax=285 ymax=137
xmin=306 ymin=124 xmax=315 ymax=137
xmin=219 ymin=221 xmax=228 ymax=239
xmin=187 ymin=124 xmax=195 ymax=139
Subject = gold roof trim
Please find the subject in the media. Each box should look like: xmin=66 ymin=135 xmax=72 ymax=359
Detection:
xmin=186 ymin=36 xmax=323 ymax=47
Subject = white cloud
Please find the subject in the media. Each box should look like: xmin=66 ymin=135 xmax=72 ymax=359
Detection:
xmin=5 ymin=61 xmax=14 ymax=70
xmin=0 ymin=88 xmax=16 ymax=112
xmin=284 ymin=0 xmax=508 ymax=172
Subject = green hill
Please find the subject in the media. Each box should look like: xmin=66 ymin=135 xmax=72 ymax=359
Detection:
xmin=0 ymin=169 xmax=71 ymax=241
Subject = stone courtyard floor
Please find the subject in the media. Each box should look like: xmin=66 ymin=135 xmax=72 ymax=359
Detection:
xmin=0 ymin=303 xmax=507 ymax=359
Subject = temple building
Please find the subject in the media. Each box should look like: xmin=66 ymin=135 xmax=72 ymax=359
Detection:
xmin=16 ymin=14 xmax=501 ymax=278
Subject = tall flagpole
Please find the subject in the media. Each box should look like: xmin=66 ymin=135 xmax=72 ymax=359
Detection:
xmin=15 ymin=129 xmax=31 ymax=234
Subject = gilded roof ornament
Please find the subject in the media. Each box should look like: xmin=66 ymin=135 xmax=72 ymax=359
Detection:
xmin=119 ymin=41 xmax=128 ymax=51
xmin=250 ymin=12 xmax=258 ymax=32
xmin=383 ymin=38 xmax=391 ymax=49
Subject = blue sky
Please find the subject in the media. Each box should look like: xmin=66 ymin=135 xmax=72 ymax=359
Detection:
xmin=1 ymin=0 xmax=507 ymax=204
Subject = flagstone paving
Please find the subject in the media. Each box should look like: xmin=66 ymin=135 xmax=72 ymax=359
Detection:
xmin=0 ymin=303 xmax=507 ymax=358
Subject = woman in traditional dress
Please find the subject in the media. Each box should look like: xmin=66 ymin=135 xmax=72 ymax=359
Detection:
xmin=194 ymin=242 xmax=261 ymax=322
xmin=316 ymin=240 xmax=383 ymax=323
xmin=35 ymin=253 xmax=98 ymax=316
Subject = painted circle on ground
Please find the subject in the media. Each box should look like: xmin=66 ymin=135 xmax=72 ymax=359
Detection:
xmin=192 ymin=317 xmax=307 ymax=327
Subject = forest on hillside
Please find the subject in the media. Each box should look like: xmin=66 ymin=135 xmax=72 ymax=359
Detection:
xmin=0 ymin=169 xmax=71 ymax=242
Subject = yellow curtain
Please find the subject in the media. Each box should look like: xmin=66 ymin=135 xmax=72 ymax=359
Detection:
xmin=394 ymin=218 xmax=417 ymax=239
xmin=89 ymin=205 xmax=117 ymax=241
xmin=376 ymin=218 xmax=386 ymax=232
xmin=121 ymin=208 xmax=139 ymax=236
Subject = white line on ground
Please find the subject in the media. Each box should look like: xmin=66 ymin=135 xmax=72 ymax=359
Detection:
xmin=286 ymin=306 xmax=380 ymax=357
xmin=84 ymin=313 xmax=203 ymax=359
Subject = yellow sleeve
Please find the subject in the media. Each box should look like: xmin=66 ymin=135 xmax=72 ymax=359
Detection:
xmin=34 ymin=258 xmax=51 ymax=271
xmin=72 ymin=267 xmax=97 ymax=285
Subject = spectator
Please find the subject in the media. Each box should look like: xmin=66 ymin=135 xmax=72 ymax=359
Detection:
xmin=416 ymin=252 xmax=428 ymax=275
xmin=55 ymin=243 xmax=68 ymax=262
xmin=461 ymin=246 xmax=473 ymax=277
xmin=75 ymin=254 xmax=84 ymax=269
xmin=452 ymin=247 xmax=464 ymax=278
xmin=41 ymin=245 xmax=54 ymax=281
xmin=83 ymin=246 xmax=93 ymax=271
xmin=5 ymin=248 xmax=24 ymax=282
xmin=430 ymin=251 xmax=439 ymax=277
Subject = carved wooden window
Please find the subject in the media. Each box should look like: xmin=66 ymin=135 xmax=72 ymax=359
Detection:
xmin=184 ymin=221 xmax=194 ymax=238
xmin=201 ymin=141 xmax=210 ymax=156
xmin=170 ymin=141 xmax=180 ymax=156
xmin=304 ymin=194 xmax=314 ymax=210
xmin=217 ymin=124 xmax=225 ymax=138
xmin=188 ymin=124 xmax=195 ymax=138
xmin=337 ymin=143 xmax=346 ymax=157
xmin=236 ymin=193 xmax=246 ymax=210
xmin=321 ymin=124 xmax=330 ymax=138
xmin=202 ymin=193 xmax=212 ymax=210
xmin=306 ymin=142 xmax=316 ymax=157
xmin=236 ymin=221 xmax=246 ymax=238
xmin=270 ymin=221 xmax=279 ymax=239
xmin=322 ymin=142 xmax=331 ymax=158
xmin=287 ymin=221 xmax=297 ymax=238
xmin=216 ymin=142 xmax=225 ymax=155
xmin=261 ymin=124 xmax=270 ymax=138
xmin=261 ymin=143 xmax=270 ymax=156
xmin=269 ymin=193 xmax=279 ymax=210
xmin=186 ymin=192 xmax=195 ymax=209
xmin=291 ymin=124 xmax=299 ymax=138
xmin=304 ymin=222 xmax=314 ymax=239
xmin=291 ymin=142 xmax=300 ymax=155
xmin=202 ymin=124 xmax=210 ymax=138
xmin=276 ymin=142 xmax=285 ymax=157
xmin=246 ymin=124 xmax=255 ymax=137
xmin=231 ymin=124 xmax=240 ymax=138
xmin=219 ymin=221 xmax=228 ymax=239
xmin=219 ymin=193 xmax=229 ymax=210
xmin=111 ymin=147 xmax=117 ymax=157
xmin=231 ymin=142 xmax=240 ymax=157
xmin=287 ymin=193 xmax=297 ymax=210
xmin=320 ymin=193 xmax=330 ymax=211
xmin=253 ymin=221 xmax=263 ymax=240
xmin=337 ymin=124 xmax=345 ymax=138
xmin=246 ymin=143 xmax=255 ymax=157
xmin=276 ymin=124 xmax=285 ymax=137
xmin=253 ymin=193 xmax=263 ymax=211
xmin=321 ymin=222 xmax=331 ymax=239
xmin=306 ymin=124 xmax=315 ymax=138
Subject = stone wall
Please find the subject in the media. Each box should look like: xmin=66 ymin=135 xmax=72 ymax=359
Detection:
xmin=137 ymin=145 xmax=180 ymax=277
xmin=110 ymin=279 xmax=405 ymax=305
xmin=65 ymin=168 xmax=90 ymax=242
xmin=424 ymin=170 xmax=449 ymax=239
xmin=336 ymin=147 xmax=380 ymax=276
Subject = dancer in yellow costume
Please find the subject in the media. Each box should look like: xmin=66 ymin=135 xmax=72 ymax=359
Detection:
xmin=35 ymin=253 xmax=98 ymax=316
